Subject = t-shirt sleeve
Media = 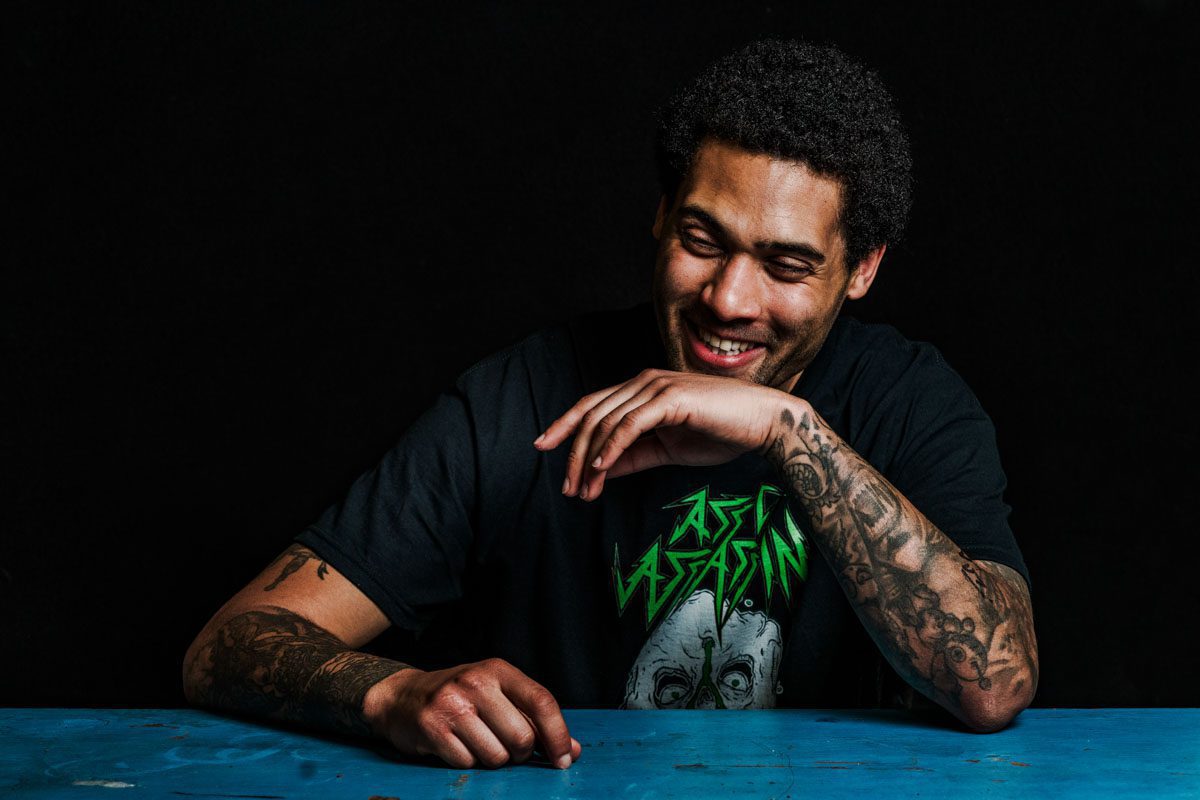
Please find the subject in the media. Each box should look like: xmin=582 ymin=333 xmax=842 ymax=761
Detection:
xmin=295 ymin=384 xmax=477 ymax=632
xmin=886 ymin=353 xmax=1031 ymax=592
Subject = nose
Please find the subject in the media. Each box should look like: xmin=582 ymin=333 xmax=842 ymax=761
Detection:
xmin=690 ymin=686 xmax=719 ymax=710
xmin=701 ymin=253 xmax=760 ymax=322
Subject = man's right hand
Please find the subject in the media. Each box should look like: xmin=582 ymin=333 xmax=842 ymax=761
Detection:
xmin=364 ymin=658 xmax=582 ymax=770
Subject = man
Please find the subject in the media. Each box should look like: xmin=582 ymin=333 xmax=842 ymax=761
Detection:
xmin=183 ymin=40 xmax=1038 ymax=771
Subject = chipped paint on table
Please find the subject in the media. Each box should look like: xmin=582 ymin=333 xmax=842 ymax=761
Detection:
xmin=1 ymin=708 xmax=1196 ymax=798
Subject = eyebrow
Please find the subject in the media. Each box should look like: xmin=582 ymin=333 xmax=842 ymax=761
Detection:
xmin=678 ymin=204 xmax=827 ymax=265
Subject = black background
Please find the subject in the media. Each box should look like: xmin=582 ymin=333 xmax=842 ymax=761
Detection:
xmin=4 ymin=1 xmax=1197 ymax=708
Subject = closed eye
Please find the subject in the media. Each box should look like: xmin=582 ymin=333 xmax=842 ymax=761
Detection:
xmin=680 ymin=230 xmax=722 ymax=254
xmin=770 ymin=261 xmax=814 ymax=278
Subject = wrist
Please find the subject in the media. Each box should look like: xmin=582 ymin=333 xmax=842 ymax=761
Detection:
xmin=760 ymin=394 xmax=813 ymax=463
xmin=361 ymin=665 xmax=421 ymax=738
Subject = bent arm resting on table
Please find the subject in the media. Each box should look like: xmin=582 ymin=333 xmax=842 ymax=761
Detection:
xmin=183 ymin=603 xmax=409 ymax=737
xmin=764 ymin=400 xmax=1039 ymax=731
xmin=537 ymin=369 xmax=1037 ymax=732
xmin=182 ymin=544 xmax=582 ymax=769
xmin=182 ymin=543 xmax=411 ymax=737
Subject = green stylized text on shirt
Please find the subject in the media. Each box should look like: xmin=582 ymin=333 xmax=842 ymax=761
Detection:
xmin=613 ymin=483 xmax=809 ymax=631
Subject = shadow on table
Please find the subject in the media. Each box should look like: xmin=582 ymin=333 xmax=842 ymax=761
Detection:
xmin=195 ymin=706 xmax=567 ymax=771
xmin=188 ymin=703 xmax=1029 ymax=773
xmin=806 ymin=707 xmax=1028 ymax=734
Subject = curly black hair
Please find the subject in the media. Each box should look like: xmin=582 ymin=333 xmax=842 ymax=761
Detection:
xmin=655 ymin=39 xmax=912 ymax=268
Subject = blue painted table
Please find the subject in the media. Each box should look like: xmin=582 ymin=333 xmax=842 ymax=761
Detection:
xmin=1 ymin=708 xmax=1196 ymax=798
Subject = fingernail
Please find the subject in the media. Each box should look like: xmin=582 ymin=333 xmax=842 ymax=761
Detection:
xmin=580 ymin=484 xmax=588 ymax=501
xmin=562 ymin=477 xmax=570 ymax=495
xmin=591 ymin=456 xmax=602 ymax=468
xmin=534 ymin=434 xmax=545 ymax=446
xmin=556 ymin=754 xmax=572 ymax=770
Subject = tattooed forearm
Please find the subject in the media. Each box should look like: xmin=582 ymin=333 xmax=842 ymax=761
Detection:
xmin=183 ymin=606 xmax=409 ymax=737
xmin=264 ymin=544 xmax=328 ymax=591
xmin=765 ymin=403 xmax=1038 ymax=730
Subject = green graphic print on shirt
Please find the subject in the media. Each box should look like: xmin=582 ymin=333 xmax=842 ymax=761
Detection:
xmin=613 ymin=483 xmax=810 ymax=709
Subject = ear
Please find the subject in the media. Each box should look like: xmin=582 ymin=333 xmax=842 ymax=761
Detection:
xmin=652 ymin=195 xmax=668 ymax=239
xmin=845 ymin=244 xmax=887 ymax=300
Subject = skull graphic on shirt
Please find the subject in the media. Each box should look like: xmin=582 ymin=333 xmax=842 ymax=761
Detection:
xmin=622 ymin=589 xmax=783 ymax=709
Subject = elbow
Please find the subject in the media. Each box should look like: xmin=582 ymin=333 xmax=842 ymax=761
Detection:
xmin=960 ymin=687 xmax=1035 ymax=733
xmin=961 ymin=654 xmax=1039 ymax=733
xmin=961 ymin=704 xmax=1021 ymax=733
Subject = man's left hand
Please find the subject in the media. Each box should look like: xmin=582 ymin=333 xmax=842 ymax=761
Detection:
xmin=533 ymin=368 xmax=791 ymax=501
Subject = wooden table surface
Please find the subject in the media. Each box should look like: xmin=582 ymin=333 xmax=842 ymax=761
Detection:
xmin=2 ymin=707 xmax=1196 ymax=798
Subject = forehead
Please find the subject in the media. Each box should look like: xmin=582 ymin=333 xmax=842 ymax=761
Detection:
xmin=678 ymin=140 xmax=844 ymax=249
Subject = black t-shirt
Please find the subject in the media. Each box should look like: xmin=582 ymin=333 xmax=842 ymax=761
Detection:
xmin=296 ymin=303 xmax=1028 ymax=709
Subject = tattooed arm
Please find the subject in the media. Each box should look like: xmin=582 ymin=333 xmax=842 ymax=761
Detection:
xmin=183 ymin=544 xmax=583 ymax=768
xmin=764 ymin=401 xmax=1039 ymax=732
xmin=537 ymin=369 xmax=1036 ymax=730
xmin=183 ymin=606 xmax=409 ymax=734
xmin=182 ymin=544 xmax=406 ymax=736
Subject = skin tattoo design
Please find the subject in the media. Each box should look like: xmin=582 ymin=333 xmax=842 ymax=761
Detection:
xmin=764 ymin=405 xmax=1039 ymax=720
xmin=184 ymin=547 xmax=410 ymax=737
xmin=264 ymin=543 xmax=328 ymax=591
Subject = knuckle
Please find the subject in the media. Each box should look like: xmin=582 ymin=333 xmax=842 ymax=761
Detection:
xmin=617 ymin=408 xmax=641 ymax=428
xmin=432 ymin=687 xmax=475 ymax=719
xmin=659 ymin=388 xmax=685 ymax=410
xmin=512 ymin=727 xmax=537 ymax=755
xmin=528 ymin=687 xmax=561 ymax=717
xmin=414 ymin=707 xmax=441 ymax=733
xmin=456 ymin=670 xmax=489 ymax=693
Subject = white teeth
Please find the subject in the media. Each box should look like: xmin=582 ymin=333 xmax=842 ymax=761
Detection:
xmin=696 ymin=326 xmax=755 ymax=355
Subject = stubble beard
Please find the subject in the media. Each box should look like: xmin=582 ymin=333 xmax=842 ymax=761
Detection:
xmin=654 ymin=298 xmax=822 ymax=391
xmin=653 ymin=289 xmax=844 ymax=393
xmin=650 ymin=246 xmax=849 ymax=393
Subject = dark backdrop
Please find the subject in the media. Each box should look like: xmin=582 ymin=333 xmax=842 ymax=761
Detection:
xmin=5 ymin=1 xmax=1197 ymax=707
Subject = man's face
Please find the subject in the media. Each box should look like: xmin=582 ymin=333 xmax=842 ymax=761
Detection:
xmin=652 ymin=139 xmax=881 ymax=392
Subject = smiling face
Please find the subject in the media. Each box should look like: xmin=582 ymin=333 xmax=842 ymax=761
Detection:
xmin=652 ymin=139 xmax=884 ymax=392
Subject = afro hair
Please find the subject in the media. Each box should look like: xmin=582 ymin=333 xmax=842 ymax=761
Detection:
xmin=655 ymin=40 xmax=913 ymax=268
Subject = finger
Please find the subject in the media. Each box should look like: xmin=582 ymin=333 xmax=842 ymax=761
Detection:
xmin=500 ymin=674 xmax=573 ymax=769
xmin=585 ymin=434 xmax=668 ymax=500
xmin=536 ymin=373 xmax=655 ymax=452
xmin=564 ymin=376 xmax=662 ymax=497
xmin=520 ymin=711 xmax=580 ymax=766
xmin=418 ymin=728 xmax=477 ymax=770
xmin=583 ymin=403 xmax=673 ymax=500
xmin=450 ymin=713 xmax=514 ymax=769
xmin=472 ymin=692 xmax=539 ymax=764
xmin=605 ymin=435 xmax=674 ymax=480
xmin=534 ymin=387 xmax=614 ymax=451
xmin=534 ymin=368 xmax=662 ymax=451
xmin=583 ymin=380 xmax=672 ymax=473
xmin=536 ymin=384 xmax=633 ymax=497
